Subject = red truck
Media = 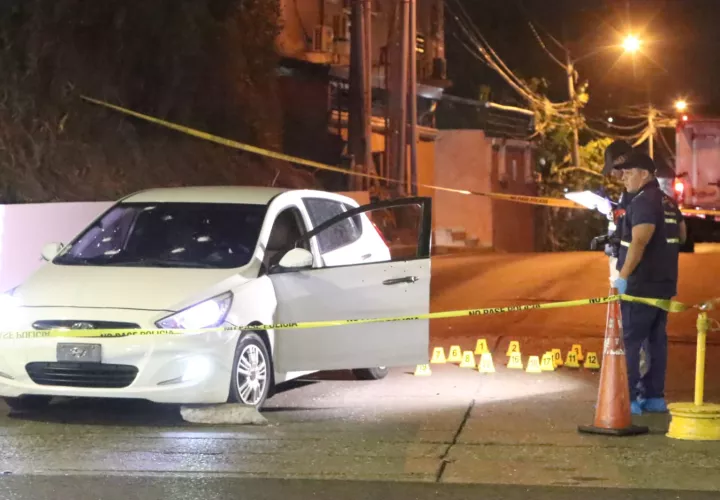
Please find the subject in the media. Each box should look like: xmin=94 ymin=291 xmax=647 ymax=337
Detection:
xmin=666 ymin=117 xmax=720 ymax=252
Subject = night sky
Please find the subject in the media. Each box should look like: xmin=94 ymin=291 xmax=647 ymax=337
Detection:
xmin=447 ymin=0 xmax=720 ymax=120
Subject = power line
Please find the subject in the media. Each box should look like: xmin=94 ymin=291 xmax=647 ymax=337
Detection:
xmin=527 ymin=21 xmax=566 ymax=71
xmin=445 ymin=0 xmax=547 ymax=107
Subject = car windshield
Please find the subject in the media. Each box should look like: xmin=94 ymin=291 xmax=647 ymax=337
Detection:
xmin=53 ymin=202 xmax=268 ymax=269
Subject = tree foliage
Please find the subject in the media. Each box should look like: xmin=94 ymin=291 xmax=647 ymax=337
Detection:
xmin=526 ymin=79 xmax=623 ymax=251
xmin=0 ymin=0 xmax=316 ymax=203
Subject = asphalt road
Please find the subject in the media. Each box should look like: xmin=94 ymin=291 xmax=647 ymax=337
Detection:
xmin=2 ymin=252 xmax=720 ymax=499
xmin=2 ymin=476 xmax=720 ymax=500
xmin=429 ymin=251 xmax=720 ymax=345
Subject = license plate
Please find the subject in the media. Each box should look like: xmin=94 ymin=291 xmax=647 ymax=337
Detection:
xmin=57 ymin=343 xmax=102 ymax=363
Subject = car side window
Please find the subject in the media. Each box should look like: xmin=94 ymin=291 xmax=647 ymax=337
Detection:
xmin=303 ymin=198 xmax=362 ymax=254
xmin=264 ymin=207 xmax=309 ymax=269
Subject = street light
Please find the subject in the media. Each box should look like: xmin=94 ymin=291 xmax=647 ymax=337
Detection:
xmin=622 ymin=35 xmax=641 ymax=53
xmin=675 ymin=100 xmax=688 ymax=112
xmin=563 ymin=34 xmax=643 ymax=167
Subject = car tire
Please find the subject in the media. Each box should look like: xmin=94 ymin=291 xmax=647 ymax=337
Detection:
xmin=228 ymin=333 xmax=272 ymax=409
xmin=352 ymin=366 xmax=389 ymax=380
xmin=3 ymin=395 xmax=52 ymax=412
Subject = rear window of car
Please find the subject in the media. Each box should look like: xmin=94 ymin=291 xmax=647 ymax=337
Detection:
xmin=303 ymin=198 xmax=363 ymax=253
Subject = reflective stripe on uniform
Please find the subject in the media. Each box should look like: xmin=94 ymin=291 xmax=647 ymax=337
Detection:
xmin=621 ymin=238 xmax=679 ymax=248
xmin=665 ymin=218 xmax=677 ymax=224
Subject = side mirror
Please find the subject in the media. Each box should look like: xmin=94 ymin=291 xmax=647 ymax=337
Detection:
xmin=277 ymin=248 xmax=313 ymax=270
xmin=41 ymin=242 xmax=64 ymax=262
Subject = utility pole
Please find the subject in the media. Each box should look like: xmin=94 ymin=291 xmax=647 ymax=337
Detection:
xmin=363 ymin=0 xmax=373 ymax=189
xmin=348 ymin=0 xmax=373 ymax=191
xmin=565 ymin=50 xmax=581 ymax=168
xmin=646 ymin=104 xmax=657 ymax=160
xmin=386 ymin=0 xmax=414 ymax=197
xmin=408 ymin=0 xmax=418 ymax=195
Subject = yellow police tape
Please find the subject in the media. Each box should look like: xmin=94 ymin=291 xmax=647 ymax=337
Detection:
xmin=81 ymin=96 xmax=720 ymax=217
xmin=0 ymin=294 xmax=705 ymax=340
xmin=79 ymin=96 xmax=584 ymax=210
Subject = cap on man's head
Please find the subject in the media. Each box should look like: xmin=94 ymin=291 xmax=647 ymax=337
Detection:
xmin=612 ymin=151 xmax=656 ymax=175
xmin=603 ymin=140 xmax=633 ymax=176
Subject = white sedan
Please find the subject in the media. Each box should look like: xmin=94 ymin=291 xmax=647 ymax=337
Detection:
xmin=0 ymin=187 xmax=432 ymax=410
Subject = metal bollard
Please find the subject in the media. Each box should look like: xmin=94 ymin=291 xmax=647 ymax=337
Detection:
xmin=694 ymin=312 xmax=708 ymax=406
xmin=666 ymin=307 xmax=720 ymax=441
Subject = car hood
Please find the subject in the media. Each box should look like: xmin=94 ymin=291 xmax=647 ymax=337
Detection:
xmin=14 ymin=263 xmax=248 ymax=311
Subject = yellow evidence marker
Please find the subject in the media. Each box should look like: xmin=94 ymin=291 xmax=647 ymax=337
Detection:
xmin=474 ymin=339 xmax=489 ymax=355
xmin=571 ymin=343 xmax=585 ymax=362
xmin=507 ymin=352 xmax=523 ymax=369
xmin=506 ymin=341 xmax=521 ymax=356
xmin=526 ymin=356 xmax=542 ymax=373
xmin=430 ymin=347 xmax=447 ymax=364
xmin=447 ymin=345 xmax=463 ymax=363
xmin=459 ymin=351 xmax=476 ymax=368
xmin=478 ymin=353 xmax=496 ymax=373
xmin=552 ymin=348 xmax=564 ymax=368
xmin=541 ymin=352 xmax=556 ymax=371
xmin=414 ymin=364 xmax=432 ymax=376
xmin=565 ymin=350 xmax=581 ymax=368
xmin=584 ymin=352 xmax=601 ymax=370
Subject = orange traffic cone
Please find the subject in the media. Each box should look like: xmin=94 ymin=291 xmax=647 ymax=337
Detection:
xmin=578 ymin=288 xmax=649 ymax=436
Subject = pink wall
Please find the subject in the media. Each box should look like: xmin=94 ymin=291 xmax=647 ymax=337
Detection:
xmin=491 ymin=143 xmax=537 ymax=253
xmin=433 ymin=130 xmax=536 ymax=252
xmin=433 ymin=130 xmax=493 ymax=247
xmin=0 ymin=202 xmax=112 ymax=292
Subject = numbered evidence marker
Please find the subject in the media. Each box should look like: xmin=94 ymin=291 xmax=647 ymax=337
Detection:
xmin=564 ymin=350 xmax=581 ymax=368
xmin=526 ymin=355 xmax=542 ymax=373
xmin=584 ymin=352 xmax=601 ymax=370
xmin=447 ymin=345 xmax=463 ymax=363
xmin=478 ymin=353 xmax=496 ymax=373
xmin=506 ymin=341 xmax=521 ymax=356
xmin=459 ymin=351 xmax=476 ymax=368
xmin=414 ymin=364 xmax=432 ymax=376
xmin=551 ymin=348 xmax=564 ymax=368
xmin=430 ymin=347 xmax=447 ymax=364
xmin=507 ymin=352 xmax=523 ymax=369
xmin=571 ymin=343 xmax=585 ymax=361
xmin=474 ymin=338 xmax=489 ymax=355
xmin=541 ymin=352 xmax=556 ymax=371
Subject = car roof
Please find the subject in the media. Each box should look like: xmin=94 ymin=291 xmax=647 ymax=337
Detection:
xmin=119 ymin=186 xmax=363 ymax=207
xmin=121 ymin=186 xmax=291 ymax=205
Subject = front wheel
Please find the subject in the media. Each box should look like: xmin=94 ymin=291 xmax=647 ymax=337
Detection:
xmin=228 ymin=333 xmax=272 ymax=409
xmin=4 ymin=395 xmax=52 ymax=412
xmin=352 ymin=366 xmax=389 ymax=380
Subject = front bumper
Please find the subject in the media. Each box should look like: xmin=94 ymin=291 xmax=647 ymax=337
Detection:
xmin=0 ymin=330 xmax=239 ymax=404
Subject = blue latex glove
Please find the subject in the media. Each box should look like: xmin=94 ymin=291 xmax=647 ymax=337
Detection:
xmin=613 ymin=277 xmax=627 ymax=294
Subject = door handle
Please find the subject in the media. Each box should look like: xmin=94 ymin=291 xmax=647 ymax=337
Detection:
xmin=383 ymin=276 xmax=419 ymax=285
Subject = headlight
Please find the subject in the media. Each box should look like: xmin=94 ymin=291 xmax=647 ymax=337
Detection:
xmin=156 ymin=292 xmax=233 ymax=330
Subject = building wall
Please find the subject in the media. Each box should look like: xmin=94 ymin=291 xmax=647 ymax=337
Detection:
xmin=490 ymin=140 xmax=536 ymax=253
xmin=0 ymin=202 xmax=112 ymax=292
xmin=432 ymin=131 xmax=536 ymax=252
xmin=277 ymin=0 xmax=444 ymax=83
xmin=433 ymin=130 xmax=493 ymax=247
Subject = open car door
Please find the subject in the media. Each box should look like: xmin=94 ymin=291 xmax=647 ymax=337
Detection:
xmin=268 ymin=197 xmax=432 ymax=373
